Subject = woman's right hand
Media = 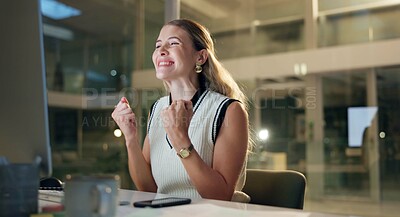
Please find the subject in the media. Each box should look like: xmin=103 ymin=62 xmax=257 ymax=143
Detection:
xmin=111 ymin=97 xmax=137 ymax=142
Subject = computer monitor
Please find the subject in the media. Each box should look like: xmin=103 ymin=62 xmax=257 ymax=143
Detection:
xmin=0 ymin=0 xmax=52 ymax=178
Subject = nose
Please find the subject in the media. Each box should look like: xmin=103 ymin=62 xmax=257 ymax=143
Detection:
xmin=158 ymin=44 xmax=168 ymax=56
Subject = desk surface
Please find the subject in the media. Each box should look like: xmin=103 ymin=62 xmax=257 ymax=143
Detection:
xmin=40 ymin=189 xmax=349 ymax=217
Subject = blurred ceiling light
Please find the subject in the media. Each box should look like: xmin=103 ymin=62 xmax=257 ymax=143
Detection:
xmin=252 ymin=20 xmax=261 ymax=26
xmin=41 ymin=0 xmax=81 ymax=20
xmin=258 ymin=129 xmax=269 ymax=141
xmin=110 ymin=70 xmax=117 ymax=77
xmin=114 ymin=129 xmax=122 ymax=138
xmin=294 ymin=63 xmax=307 ymax=76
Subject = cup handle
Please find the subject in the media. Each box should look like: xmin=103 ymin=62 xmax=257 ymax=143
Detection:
xmin=90 ymin=184 xmax=112 ymax=217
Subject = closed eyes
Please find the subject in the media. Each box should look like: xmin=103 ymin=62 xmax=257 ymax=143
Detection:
xmin=155 ymin=41 xmax=180 ymax=49
xmin=155 ymin=36 xmax=183 ymax=49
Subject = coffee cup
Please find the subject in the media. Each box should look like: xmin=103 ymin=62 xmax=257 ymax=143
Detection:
xmin=64 ymin=174 xmax=120 ymax=217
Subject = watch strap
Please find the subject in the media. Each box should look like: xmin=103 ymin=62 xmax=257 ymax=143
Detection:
xmin=177 ymin=144 xmax=194 ymax=158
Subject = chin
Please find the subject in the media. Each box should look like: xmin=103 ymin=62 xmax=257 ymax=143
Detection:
xmin=155 ymin=71 xmax=169 ymax=80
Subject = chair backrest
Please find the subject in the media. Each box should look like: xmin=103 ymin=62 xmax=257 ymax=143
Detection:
xmin=242 ymin=169 xmax=306 ymax=209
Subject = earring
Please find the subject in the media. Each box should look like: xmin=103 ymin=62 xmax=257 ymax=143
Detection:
xmin=195 ymin=63 xmax=202 ymax=73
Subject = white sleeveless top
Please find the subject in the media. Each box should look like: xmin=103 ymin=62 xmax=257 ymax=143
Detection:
xmin=147 ymin=89 xmax=248 ymax=201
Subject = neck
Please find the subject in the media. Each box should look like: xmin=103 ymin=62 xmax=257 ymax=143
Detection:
xmin=169 ymin=86 xmax=198 ymax=101
xmin=165 ymin=76 xmax=199 ymax=101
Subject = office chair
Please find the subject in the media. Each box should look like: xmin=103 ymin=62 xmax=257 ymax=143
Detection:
xmin=242 ymin=169 xmax=306 ymax=209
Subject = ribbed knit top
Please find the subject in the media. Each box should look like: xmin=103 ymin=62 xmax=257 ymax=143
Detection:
xmin=147 ymin=89 xmax=247 ymax=200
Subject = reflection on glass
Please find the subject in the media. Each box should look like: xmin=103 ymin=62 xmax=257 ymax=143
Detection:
xmin=347 ymin=106 xmax=378 ymax=147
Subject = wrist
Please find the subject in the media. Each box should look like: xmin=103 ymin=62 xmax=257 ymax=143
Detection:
xmin=177 ymin=143 xmax=194 ymax=159
xmin=172 ymin=138 xmax=191 ymax=152
xmin=125 ymin=137 xmax=139 ymax=148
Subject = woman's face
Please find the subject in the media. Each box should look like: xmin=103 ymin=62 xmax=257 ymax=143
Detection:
xmin=152 ymin=25 xmax=199 ymax=82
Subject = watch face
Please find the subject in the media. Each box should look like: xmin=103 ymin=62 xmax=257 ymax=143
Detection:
xmin=180 ymin=149 xmax=190 ymax=158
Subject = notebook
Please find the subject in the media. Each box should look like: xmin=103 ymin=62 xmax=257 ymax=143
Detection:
xmin=38 ymin=190 xmax=64 ymax=203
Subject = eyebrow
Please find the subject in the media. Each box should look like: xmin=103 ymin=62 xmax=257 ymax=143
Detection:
xmin=155 ymin=36 xmax=182 ymax=43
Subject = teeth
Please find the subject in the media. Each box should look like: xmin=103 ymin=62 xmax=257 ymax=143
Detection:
xmin=159 ymin=61 xmax=173 ymax=66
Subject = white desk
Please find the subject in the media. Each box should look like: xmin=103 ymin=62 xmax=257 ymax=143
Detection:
xmin=40 ymin=189 xmax=349 ymax=217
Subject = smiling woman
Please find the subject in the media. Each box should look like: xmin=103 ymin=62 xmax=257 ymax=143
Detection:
xmin=34 ymin=0 xmax=400 ymax=216
xmin=152 ymin=26 xmax=201 ymax=82
xmin=112 ymin=19 xmax=251 ymax=202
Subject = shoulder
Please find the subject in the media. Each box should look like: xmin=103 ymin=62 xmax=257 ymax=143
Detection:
xmin=207 ymin=90 xmax=245 ymax=108
xmin=225 ymin=100 xmax=247 ymax=120
xmin=206 ymin=90 xmax=247 ymax=121
xmin=218 ymin=101 xmax=248 ymax=144
xmin=211 ymin=97 xmax=247 ymax=142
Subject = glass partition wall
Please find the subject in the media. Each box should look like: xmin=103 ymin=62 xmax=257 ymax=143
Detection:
xmin=44 ymin=0 xmax=165 ymax=94
xmin=322 ymin=71 xmax=373 ymax=199
xmin=376 ymin=66 xmax=400 ymax=201
xmin=318 ymin=0 xmax=400 ymax=47
xmin=319 ymin=66 xmax=400 ymax=206
xmin=182 ymin=0 xmax=306 ymax=58
xmin=42 ymin=0 xmax=165 ymax=189
xmin=255 ymin=68 xmax=400 ymax=215
xmin=249 ymin=79 xmax=306 ymax=173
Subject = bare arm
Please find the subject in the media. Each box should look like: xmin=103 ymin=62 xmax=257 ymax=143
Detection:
xmin=112 ymin=97 xmax=157 ymax=192
xmin=125 ymin=135 xmax=157 ymax=192
xmin=163 ymin=100 xmax=248 ymax=200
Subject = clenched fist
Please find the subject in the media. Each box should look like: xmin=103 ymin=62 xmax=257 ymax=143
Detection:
xmin=111 ymin=97 xmax=137 ymax=142
xmin=161 ymin=100 xmax=193 ymax=148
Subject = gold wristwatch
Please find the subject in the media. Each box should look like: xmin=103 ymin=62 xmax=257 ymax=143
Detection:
xmin=177 ymin=144 xmax=194 ymax=159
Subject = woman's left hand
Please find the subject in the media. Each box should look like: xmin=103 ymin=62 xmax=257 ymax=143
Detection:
xmin=161 ymin=100 xmax=193 ymax=148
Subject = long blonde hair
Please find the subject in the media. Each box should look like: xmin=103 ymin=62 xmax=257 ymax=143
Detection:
xmin=166 ymin=19 xmax=254 ymax=153
xmin=166 ymin=19 xmax=248 ymax=109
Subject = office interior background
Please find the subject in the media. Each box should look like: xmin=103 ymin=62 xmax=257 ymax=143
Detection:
xmin=36 ymin=0 xmax=400 ymax=216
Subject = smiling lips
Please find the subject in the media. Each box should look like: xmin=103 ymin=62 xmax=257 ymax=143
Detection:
xmin=158 ymin=61 xmax=174 ymax=67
